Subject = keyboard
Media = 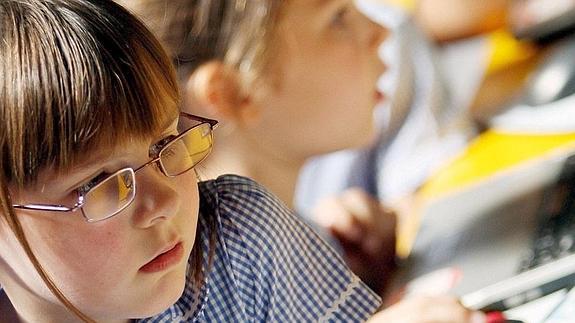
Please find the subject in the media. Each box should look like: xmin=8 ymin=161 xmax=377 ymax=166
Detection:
xmin=519 ymin=155 xmax=575 ymax=272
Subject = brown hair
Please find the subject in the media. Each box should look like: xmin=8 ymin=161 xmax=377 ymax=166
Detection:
xmin=0 ymin=0 xmax=189 ymax=321
xmin=115 ymin=0 xmax=283 ymax=86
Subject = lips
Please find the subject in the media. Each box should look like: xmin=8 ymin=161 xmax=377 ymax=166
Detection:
xmin=140 ymin=242 xmax=184 ymax=273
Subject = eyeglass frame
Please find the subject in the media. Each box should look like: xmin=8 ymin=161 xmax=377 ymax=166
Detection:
xmin=12 ymin=112 xmax=218 ymax=222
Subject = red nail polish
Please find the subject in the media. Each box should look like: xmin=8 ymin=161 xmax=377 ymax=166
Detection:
xmin=485 ymin=311 xmax=506 ymax=323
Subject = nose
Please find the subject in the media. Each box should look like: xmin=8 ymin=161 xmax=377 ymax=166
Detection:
xmin=130 ymin=165 xmax=180 ymax=228
xmin=367 ymin=19 xmax=389 ymax=50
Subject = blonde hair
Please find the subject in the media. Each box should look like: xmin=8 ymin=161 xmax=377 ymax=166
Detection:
xmin=116 ymin=0 xmax=283 ymax=86
xmin=0 ymin=0 xmax=189 ymax=320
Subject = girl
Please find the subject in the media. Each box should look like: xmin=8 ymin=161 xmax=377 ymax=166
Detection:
xmin=113 ymin=1 xmax=485 ymax=322
xmin=0 ymin=0 xmax=482 ymax=322
xmin=0 ymin=0 xmax=381 ymax=321
xmin=116 ymin=0 xmax=398 ymax=294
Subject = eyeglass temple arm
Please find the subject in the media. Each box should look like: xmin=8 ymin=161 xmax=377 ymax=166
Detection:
xmin=180 ymin=112 xmax=219 ymax=128
xmin=13 ymin=195 xmax=85 ymax=213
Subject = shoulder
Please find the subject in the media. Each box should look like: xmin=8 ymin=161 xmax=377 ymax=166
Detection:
xmin=198 ymin=175 xmax=382 ymax=321
xmin=199 ymin=174 xmax=283 ymax=205
xmin=199 ymin=174 xmax=285 ymax=210
xmin=198 ymin=174 xmax=297 ymax=238
xmin=198 ymin=174 xmax=335 ymax=255
xmin=198 ymin=174 xmax=301 ymax=266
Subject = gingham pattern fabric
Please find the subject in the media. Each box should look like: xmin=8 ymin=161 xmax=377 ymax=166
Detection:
xmin=140 ymin=174 xmax=381 ymax=322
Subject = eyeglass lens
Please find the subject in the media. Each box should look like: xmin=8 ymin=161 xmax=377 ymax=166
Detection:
xmin=81 ymin=122 xmax=213 ymax=221
xmin=82 ymin=168 xmax=135 ymax=221
xmin=160 ymin=123 xmax=213 ymax=176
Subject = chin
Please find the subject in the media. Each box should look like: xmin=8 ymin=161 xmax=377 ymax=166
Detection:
xmin=133 ymin=264 xmax=189 ymax=318
xmin=353 ymin=125 xmax=378 ymax=148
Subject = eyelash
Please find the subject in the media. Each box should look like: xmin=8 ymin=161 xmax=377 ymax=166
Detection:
xmin=78 ymin=171 xmax=111 ymax=193
xmin=71 ymin=127 xmax=180 ymax=195
xmin=161 ymin=146 xmax=177 ymax=159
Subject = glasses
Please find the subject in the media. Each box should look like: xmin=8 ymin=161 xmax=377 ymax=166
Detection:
xmin=13 ymin=112 xmax=218 ymax=222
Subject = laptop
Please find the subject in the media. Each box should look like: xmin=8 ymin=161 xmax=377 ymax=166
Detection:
xmin=460 ymin=155 xmax=575 ymax=318
xmin=396 ymin=148 xmax=575 ymax=300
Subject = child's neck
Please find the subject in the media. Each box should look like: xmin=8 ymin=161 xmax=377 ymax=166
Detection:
xmin=202 ymin=136 xmax=304 ymax=209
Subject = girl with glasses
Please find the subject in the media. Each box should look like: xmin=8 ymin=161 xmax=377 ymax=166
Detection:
xmin=0 ymin=0 xmax=384 ymax=321
xmin=113 ymin=0 xmax=486 ymax=322
xmin=117 ymin=0 xmax=396 ymax=295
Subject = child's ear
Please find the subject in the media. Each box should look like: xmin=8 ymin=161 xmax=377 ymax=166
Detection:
xmin=184 ymin=60 xmax=259 ymax=126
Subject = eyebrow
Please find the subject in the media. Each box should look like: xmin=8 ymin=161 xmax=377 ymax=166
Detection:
xmin=313 ymin=0 xmax=344 ymax=13
xmin=315 ymin=0 xmax=334 ymax=8
xmin=65 ymin=149 xmax=113 ymax=179
xmin=153 ymin=114 xmax=179 ymax=138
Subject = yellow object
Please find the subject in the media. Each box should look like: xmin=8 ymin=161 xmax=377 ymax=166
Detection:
xmin=420 ymin=130 xmax=575 ymax=200
xmin=485 ymin=29 xmax=538 ymax=75
xmin=379 ymin=0 xmax=416 ymax=11
xmin=396 ymin=131 xmax=575 ymax=257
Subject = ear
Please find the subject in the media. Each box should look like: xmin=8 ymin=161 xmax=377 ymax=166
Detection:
xmin=183 ymin=60 xmax=259 ymax=126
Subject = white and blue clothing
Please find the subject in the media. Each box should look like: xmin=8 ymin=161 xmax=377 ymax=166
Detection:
xmin=141 ymin=175 xmax=381 ymax=322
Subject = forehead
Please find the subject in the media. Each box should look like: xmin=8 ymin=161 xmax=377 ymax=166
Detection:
xmin=286 ymin=0 xmax=340 ymax=11
xmin=314 ymin=0 xmax=337 ymax=7
xmin=36 ymin=112 xmax=178 ymax=182
xmin=74 ymin=112 xmax=179 ymax=163
xmin=280 ymin=0 xmax=344 ymax=24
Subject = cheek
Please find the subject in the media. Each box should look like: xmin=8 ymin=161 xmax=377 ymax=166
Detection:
xmin=0 ymin=214 xmax=133 ymax=310
xmin=20 ymin=216 xmax=132 ymax=289
xmin=300 ymin=46 xmax=370 ymax=106
xmin=293 ymin=57 xmax=371 ymax=121
xmin=173 ymin=174 xmax=200 ymax=226
xmin=0 ymin=220 xmax=48 ymax=292
xmin=305 ymin=63 xmax=376 ymax=148
xmin=70 ymin=226 xmax=130 ymax=268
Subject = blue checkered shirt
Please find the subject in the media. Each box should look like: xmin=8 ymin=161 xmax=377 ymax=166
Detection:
xmin=139 ymin=175 xmax=381 ymax=322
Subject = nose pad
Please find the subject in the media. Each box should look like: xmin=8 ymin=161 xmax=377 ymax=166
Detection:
xmin=130 ymin=165 xmax=180 ymax=228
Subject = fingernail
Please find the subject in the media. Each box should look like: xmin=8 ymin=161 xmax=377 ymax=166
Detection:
xmin=485 ymin=311 xmax=506 ymax=323
xmin=471 ymin=311 xmax=487 ymax=323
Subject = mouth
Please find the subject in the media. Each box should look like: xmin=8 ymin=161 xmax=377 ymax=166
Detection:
xmin=374 ymin=90 xmax=385 ymax=103
xmin=139 ymin=241 xmax=184 ymax=273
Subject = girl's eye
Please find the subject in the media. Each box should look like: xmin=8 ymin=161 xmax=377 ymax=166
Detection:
xmin=150 ymin=133 xmax=177 ymax=156
xmin=79 ymin=171 xmax=110 ymax=193
xmin=61 ymin=190 xmax=81 ymax=206
xmin=331 ymin=7 xmax=350 ymax=28
xmin=162 ymin=146 xmax=177 ymax=159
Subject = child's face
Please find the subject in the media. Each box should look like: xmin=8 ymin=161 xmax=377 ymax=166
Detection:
xmin=0 ymin=119 xmax=200 ymax=319
xmin=254 ymin=0 xmax=388 ymax=159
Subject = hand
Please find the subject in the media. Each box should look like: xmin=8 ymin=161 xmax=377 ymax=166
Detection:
xmin=311 ymin=188 xmax=397 ymax=293
xmin=368 ymin=295 xmax=486 ymax=323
